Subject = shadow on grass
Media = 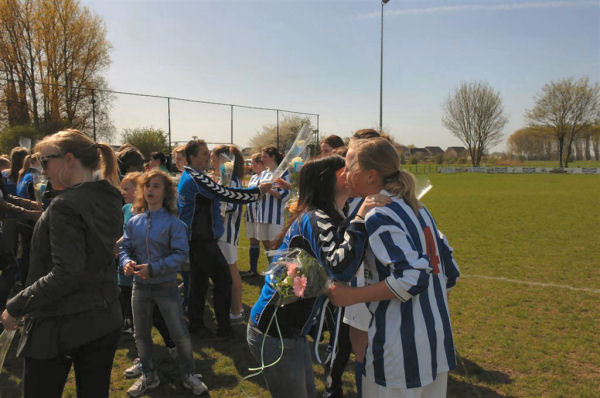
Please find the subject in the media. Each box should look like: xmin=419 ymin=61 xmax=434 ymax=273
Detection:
xmin=448 ymin=353 xmax=514 ymax=398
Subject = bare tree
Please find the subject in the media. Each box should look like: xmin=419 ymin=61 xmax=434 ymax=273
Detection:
xmin=442 ymin=81 xmax=508 ymax=166
xmin=250 ymin=114 xmax=313 ymax=152
xmin=525 ymin=77 xmax=600 ymax=168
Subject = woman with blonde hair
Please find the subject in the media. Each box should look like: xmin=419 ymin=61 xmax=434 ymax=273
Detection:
xmin=328 ymin=137 xmax=460 ymax=398
xmin=1 ymin=129 xmax=123 ymax=398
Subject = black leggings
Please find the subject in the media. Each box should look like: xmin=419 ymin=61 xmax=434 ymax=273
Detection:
xmin=23 ymin=328 xmax=120 ymax=398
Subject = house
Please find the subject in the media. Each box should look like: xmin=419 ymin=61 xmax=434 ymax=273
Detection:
xmin=409 ymin=147 xmax=429 ymax=157
xmin=425 ymin=146 xmax=444 ymax=156
xmin=445 ymin=146 xmax=468 ymax=158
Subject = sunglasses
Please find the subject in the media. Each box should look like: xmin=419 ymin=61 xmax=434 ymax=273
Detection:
xmin=40 ymin=153 xmax=63 ymax=170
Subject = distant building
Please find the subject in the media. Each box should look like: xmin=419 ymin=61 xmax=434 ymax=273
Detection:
xmin=409 ymin=147 xmax=429 ymax=157
xmin=425 ymin=146 xmax=444 ymax=156
xmin=445 ymin=146 xmax=468 ymax=158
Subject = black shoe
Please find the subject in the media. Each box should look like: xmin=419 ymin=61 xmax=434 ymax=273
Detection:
xmin=323 ymin=387 xmax=343 ymax=398
xmin=241 ymin=270 xmax=258 ymax=278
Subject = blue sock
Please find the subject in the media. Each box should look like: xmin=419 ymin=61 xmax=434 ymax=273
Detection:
xmin=355 ymin=361 xmax=364 ymax=397
xmin=249 ymin=244 xmax=260 ymax=273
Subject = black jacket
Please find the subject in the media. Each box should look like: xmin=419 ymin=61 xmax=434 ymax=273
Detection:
xmin=6 ymin=180 xmax=124 ymax=359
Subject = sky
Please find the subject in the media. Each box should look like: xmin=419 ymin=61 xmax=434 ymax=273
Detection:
xmin=81 ymin=0 xmax=600 ymax=151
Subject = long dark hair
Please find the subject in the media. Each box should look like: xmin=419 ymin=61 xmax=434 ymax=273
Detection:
xmin=9 ymin=147 xmax=29 ymax=182
xmin=273 ymin=155 xmax=346 ymax=248
xmin=262 ymin=145 xmax=284 ymax=165
xmin=212 ymin=144 xmax=245 ymax=180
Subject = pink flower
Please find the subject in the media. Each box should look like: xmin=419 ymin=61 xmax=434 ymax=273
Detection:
xmin=287 ymin=263 xmax=297 ymax=278
xmin=293 ymin=275 xmax=307 ymax=297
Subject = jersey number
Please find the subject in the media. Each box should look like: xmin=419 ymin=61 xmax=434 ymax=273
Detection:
xmin=423 ymin=227 xmax=440 ymax=275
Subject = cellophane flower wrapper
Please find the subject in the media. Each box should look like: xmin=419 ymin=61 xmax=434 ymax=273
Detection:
xmin=415 ymin=176 xmax=432 ymax=200
xmin=266 ymin=248 xmax=332 ymax=306
xmin=269 ymin=124 xmax=315 ymax=182
xmin=218 ymin=153 xmax=235 ymax=217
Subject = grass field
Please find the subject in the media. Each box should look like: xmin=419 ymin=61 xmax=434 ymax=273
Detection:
xmin=1 ymin=173 xmax=599 ymax=397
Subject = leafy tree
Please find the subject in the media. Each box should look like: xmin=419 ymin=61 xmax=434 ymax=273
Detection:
xmin=525 ymin=76 xmax=600 ymax=167
xmin=122 ymin=127 xmax=168 ymax=160
xmin=442 ymin=81 xmax=508 ymax=166
xmin=0 ymin=124 xmax=42 ymax=154
xmin=250 ymin=115 xmax=314 ymax=153
xmin=0 ymin=0 xmax=113 ymax=140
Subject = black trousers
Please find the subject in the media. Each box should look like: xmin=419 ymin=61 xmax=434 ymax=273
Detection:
xmin=23 ymin=328 xmax=120 ymax=398
xmin=188 ymin=238 xmax=232 ymax=332
xmin=325 ymin=308 xmax=353 ymax=397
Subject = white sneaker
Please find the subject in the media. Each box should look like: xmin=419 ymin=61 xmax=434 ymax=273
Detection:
xmin=182 ymin=373 xmax=208 ymax=396
xmin=127 ymin=372 xmax=160 ymax=397
xmin=124 ymin=358 xmax=143 ymax=379
xmin=167 ymin=345 xmax=178 ymax=359
xmin=229 ymin=309 xmax=245 ymax=323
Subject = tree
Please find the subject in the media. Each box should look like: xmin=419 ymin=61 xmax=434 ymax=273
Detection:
xmin=525 ymin=77 xmax=600 ymax=168
xmin=507 ymin=126 xmax=556 ymax=160
xmin=250 ymin=115 xmax=314 ymax=153
xmin=442 ymin=81 xmax=508 ymax=166
xmin=0 ymin=0 xmax=113 ymax=140
xmin=0 ymin=124 xmax=43 ymax=153
xmin=122 ymin=127 xmax=168 ymax=160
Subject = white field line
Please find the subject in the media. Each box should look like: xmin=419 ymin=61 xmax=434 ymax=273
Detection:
xmin=462 ymin=274 xmax=600 ymax=294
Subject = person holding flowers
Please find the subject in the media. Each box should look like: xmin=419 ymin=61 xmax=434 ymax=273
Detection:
xmin=243 ymin=152 xmax=266 ymax=277
xmin=247 ymin=155 xmax=390 ymax=398
xmin=328 ymin=137 xmax=460 ymax=398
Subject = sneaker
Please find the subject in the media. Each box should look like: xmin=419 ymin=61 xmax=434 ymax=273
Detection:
xmin=127 ymin=372 xmax=160 ymax=397
xmin=124 ymin=358 xmax=143 ymax=379
xmin=230 ymin=309 xmax=245 ymax=323
xmin=182 ymin=373 xmax=208 ymax=396
xmin=167 ymin=345 xmax=178 ymax=360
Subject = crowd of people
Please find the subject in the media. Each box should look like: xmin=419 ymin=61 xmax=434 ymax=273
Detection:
xmin=0 ymin=128 xmax=460 ymax=398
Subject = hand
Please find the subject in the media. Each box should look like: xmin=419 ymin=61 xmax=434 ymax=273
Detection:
xmin=1 ymin=309 xmax=18 ymax=331
xmin=30 ymin=201 xmax=43 ymax=210
xmin=258 ymin=182 xmax=272 ymax=194
xmin=273 ymin=178 xmax=291 ymax=190
xmin=123 ymin=260 xmax=136 ymax=276
xmin=24 ymin=209 xmax=42 ymax=221
xmin=327 ymin=282 xmax=357 ymax=307
xmin=134 ymin=263 xmax=150 ymax=279
xmin=357 ymin=194 xmax=392 ymax=219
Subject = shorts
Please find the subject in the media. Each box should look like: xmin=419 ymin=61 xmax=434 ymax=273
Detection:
xmin=255 ymin=223 xmax=284 ymax=242
xmin=343 ymin=303 xmax=371 ymax=331
xmin=217 ymin=240 xmax=238 ymax=265
xmin=245 ymin=221 xmax=257 ymax=239
xmin=362 ymin=372 xmax=448 ymax=398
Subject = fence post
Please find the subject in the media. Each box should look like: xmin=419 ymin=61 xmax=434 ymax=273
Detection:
xmin=167 ymin=97 xmax=172 ymax=154
xmin=230 ymin=105 xmax=234 ymax=144
xmin=276 ymin=109 xmax=280 ymax=151
xmin=91 ymin=89 xmax=96 ymax=142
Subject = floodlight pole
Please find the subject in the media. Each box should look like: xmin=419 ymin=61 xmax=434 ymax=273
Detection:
xmin=379 ymin=0 xmax=390 ymax=133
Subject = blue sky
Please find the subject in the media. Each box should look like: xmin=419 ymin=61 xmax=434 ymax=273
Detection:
xmin=82 ymin=0 xmax=600 ymax=151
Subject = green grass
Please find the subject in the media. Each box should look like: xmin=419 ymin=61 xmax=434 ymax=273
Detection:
xmin=2 ymin=174 xmax=599 ymax=397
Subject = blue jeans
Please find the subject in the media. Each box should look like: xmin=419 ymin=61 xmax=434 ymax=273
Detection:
xmin=132 ymin=280 xmax=195 ymax=376
xmin=247 ymin=324 xmax=315 ymax=398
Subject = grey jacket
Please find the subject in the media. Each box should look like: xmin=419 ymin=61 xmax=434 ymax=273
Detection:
xmin=6 ymin=180 xmax=123 ymax=359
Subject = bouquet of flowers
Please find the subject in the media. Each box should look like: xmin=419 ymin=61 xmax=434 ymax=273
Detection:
xmin=267 ymin=248 xmax=332 ymax=306
xmin=218 ymin=153 xmax=235 ymax=217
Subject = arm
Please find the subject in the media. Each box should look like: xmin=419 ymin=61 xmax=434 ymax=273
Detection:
xmin=185 ymin=166 xmax=262 ymax=204
xmin=437 ymin=229 xmax=460 ymax=289
xmin=119 ymin=220 xmax=136 ymax=273
xmin=6 ymin=200 xmax=89 ymax=317
xmin=366 ymin=211 xmax=432 ymax=302
xmin=148 ymin=219 xmax=189 ymax=277
xmin=328 ymin=280 xmax=396 ymax=307
xmin=0 ymin=198 xmax=41 ymax=221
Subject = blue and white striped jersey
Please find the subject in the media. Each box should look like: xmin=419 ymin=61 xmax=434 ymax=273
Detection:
xmin=244 ymin=173 xmax=261 ymax=223
xmin=363 ymin=190 xmax=460 ymax=390
xmin=256 ymin=169 xmax=290 ymax=225
xmin=220 ymin=175 xmax=243 ymax=245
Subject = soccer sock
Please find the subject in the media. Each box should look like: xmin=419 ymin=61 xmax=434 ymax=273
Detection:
xmin=354 ymin=361 xmax=364 ymax=397
xmin=249 ymin=243 xmax=260 ymax=273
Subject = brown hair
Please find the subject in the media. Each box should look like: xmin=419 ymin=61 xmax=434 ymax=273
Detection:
xmin=321 ymin=134 xmax=345 ymax=149
xmin=0 ymin=156 xmax=10 ymax=170
xmin=250 ymin=152 xmax=263 ymax=164
xmin=184 ymin=139 xmax=207 ymax=165
xmin=18 ymin=153 xmax=40 ymax=182
xmin=120 ymin=171 xmax=142 ymax=189
xmin=132 ymin=170 xmax=178 ymax=215
xmin=8 ymin=147 xmax=29 ymax=182
xmin=212 ymin=144 xmax=245 ymax=179
xmin=172 ymin=145 xmax=186 ymax=156
xmin=261 ymin=145 xmax=283 ymax=165
xmin=351 ymin=129 xmax=393 ymax=143
xmin=35 ymin=129 xmax=119 ymax=188
xmin=350 ymin=137 xmax=421 ymax=214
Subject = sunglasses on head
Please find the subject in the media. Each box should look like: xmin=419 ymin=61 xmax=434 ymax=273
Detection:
xmin=40 ymin=153 xmax=63 ymax=170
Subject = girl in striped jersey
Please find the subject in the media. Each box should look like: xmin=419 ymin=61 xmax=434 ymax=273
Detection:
xmin=247 ymin=155 xmax=390 ymax=398
xmin=256 ymin=146 xmax=290 ymax=252
xmin=211 ymin=145 xmax=246 ymax=322
xmin=329 ymin=137 xmax=460 ymax=398
xmin=243 ymin=153 xmax=266 ymax=277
